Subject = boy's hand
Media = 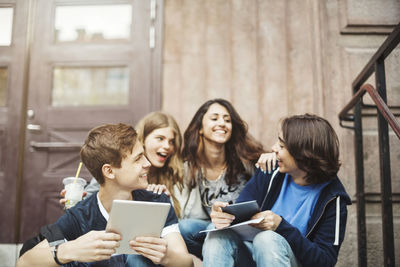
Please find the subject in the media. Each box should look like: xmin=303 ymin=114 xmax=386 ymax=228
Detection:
xmin=146 ymin=184 xmax=170 ymax=196
xmin=210 ymin=201 xmax=234 ymax=229
xmin=250 ymin=210 xmax=282 ymax=231
xmin=58 ymin=230 xmax=121 ymax=263
xmin=255 ymin=152 xmax=277 ymax=174
xmin=59 ymin=189 xmax=87 ymax=208
xmin=130 ymin=236 xmax=168 ymax=265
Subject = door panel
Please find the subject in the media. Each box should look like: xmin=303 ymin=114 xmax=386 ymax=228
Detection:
xmin=0 ymin=0 xmax=30 ymax=243
xmin=18 ymin=0 xmax=162 ymax=241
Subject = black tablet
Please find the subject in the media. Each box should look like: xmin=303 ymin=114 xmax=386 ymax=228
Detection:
xmin=221 ymin=200 xmax=260 ymax=225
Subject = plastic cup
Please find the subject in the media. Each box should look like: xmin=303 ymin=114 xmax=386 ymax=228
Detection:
xmin=63 ymin=177 xmax=86 ymax=209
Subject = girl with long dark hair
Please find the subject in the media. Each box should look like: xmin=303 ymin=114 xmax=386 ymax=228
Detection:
xmin=178 ymin=99 xmax=270 ymax=258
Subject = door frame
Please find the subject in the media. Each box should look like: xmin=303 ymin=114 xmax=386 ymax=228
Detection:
xmin=3 ymin=0 xmax=164 ymax=243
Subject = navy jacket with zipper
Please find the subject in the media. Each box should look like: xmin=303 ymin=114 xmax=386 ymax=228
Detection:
xmin=236 ymin=168 xmax=351 ymax=267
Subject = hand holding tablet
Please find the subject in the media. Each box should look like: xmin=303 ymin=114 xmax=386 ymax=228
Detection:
xmin=202 ymin=200 xmax=262 ymax=241
xmin=221 ymin=200 xmax=260 ymax=225
xmin=106 ymin=200 xmax=170 ymax=254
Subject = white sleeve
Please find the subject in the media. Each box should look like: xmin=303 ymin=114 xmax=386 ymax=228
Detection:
xmin=161 ymin=223 xmax=180 ymax=237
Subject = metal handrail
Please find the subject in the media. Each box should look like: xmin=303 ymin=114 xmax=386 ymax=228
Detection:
xmin=338 ymin=22 xmax=400 ymax=267
xmin=352 ymin=23 xmax=400 ymax=90
xmin=339 ymin=83 xmax=400 ymax=139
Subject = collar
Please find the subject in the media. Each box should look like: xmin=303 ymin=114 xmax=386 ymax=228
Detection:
xmin=97 ymin=192 xmax=109 ymax=221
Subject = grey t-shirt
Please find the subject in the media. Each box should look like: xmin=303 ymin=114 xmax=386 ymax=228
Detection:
xmin=198 ymin=169 xmax=247 ymax=214
xmin=84 ymin=178 xmax=100 ymax=198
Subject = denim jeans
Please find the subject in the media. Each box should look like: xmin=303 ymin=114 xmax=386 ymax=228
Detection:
xmin=178 ymin=219 xmax=210 ymax=259
xmin=202 ymin=229 xmax=300 ymax=267
xmin=125 ymin=254 xmax=161 ymax=267
xmin=81 ymin=255 xmax=126 ymax=267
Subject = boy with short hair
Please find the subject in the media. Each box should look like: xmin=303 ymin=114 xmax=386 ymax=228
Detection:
xmin=17 ymin=123 xmax=193 ymax=267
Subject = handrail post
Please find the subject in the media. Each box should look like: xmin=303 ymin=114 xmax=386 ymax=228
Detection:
xmin=353 ymin=92 xmax=367 ymax=267
xmin=375 ymin=58 xmax=395 ymax=267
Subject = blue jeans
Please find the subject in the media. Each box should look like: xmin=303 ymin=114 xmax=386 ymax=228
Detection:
xmin=125 ymin=254 xmax=161 ymax=267
xmin=202 ymin=229 xmax=300 ymax=267
xmin=178 ymin=219 xmax=210 ymax=259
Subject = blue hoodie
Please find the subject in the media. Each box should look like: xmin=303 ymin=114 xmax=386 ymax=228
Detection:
xmin=237 ymin=168 xmax=352 ymax=267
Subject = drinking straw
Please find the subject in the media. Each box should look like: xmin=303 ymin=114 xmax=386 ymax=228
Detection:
xmin=73 ymin=162 xmax=83 ymax=184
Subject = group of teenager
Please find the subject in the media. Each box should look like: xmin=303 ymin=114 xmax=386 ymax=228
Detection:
xmin=17 ymin=98 xmax=351 ymax=267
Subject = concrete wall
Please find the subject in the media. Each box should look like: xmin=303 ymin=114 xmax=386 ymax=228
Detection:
xmin=162 ymin=0 xmax=400 ymax=266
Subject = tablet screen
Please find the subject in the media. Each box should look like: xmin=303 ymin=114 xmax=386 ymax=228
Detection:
xmin=221 ymin=200 xmax=260 ymax=224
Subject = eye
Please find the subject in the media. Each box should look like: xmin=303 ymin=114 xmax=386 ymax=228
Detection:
xmin=134 ymin=155 xmax=141 ymax=163
xmin=156 ymin=136 xmax=163 ymax=141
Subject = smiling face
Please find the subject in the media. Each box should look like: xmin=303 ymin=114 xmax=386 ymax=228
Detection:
xmin=200 ymin=103 xmax=232 ymax=144
xmin=272 ymin=133 xmax=302 ymax=177
xmin=143 ymin=127 xmax=175 ymax=168
xmin=112 ymin=141 xmax=151 ymax=191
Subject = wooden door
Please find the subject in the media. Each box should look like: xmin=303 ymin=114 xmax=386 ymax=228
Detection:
xmin=16 ymin=0 xmax=163 ymax=242
xmin=0 ymin=0 xmax=31 ymax=243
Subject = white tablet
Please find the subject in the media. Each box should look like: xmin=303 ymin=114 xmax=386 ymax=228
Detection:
xmin=105 ymin=199 xmax=171 ymax=254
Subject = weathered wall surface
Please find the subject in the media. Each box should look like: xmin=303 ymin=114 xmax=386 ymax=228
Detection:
xmin=162 ymin=0 xmax=400 ymax=266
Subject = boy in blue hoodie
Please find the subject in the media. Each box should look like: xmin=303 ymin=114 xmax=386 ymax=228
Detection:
xmin=202 ymin=114 xmax=351 ymax=267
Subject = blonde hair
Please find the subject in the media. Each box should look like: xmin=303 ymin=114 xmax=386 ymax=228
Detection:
xmin=135 ymin=112 xmax=184 ymax=218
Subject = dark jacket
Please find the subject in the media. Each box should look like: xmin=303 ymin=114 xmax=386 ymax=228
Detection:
xmin=237 ymin=168 xmax=351 ymax=267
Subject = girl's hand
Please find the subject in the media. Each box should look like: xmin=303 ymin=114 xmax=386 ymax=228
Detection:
xmin=210 ymin=201 xmax=235 ymax=229
xmin=146 ymin=184 xmax=171 ymax=196
xmin=255 ymin=152 xmax=277 ymax=174
xmin=59 ymin=189 xmax=87 ymax=208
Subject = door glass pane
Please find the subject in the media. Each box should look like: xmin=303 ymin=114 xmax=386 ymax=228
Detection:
xmin=55 ymin=5 xmax=132 ymax=43
xmin=0 ymin=8 xmax=13 ymax=46
xmin=52 ymin=67 xmax=129 ymax=107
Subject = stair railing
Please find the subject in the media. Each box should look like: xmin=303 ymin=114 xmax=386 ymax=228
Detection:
xmin=338 ymin=22 xmax=400 ymax=267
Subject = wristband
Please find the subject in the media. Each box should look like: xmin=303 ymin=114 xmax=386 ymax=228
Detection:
xmin=51 ymin=244 xmax=63 ymax=265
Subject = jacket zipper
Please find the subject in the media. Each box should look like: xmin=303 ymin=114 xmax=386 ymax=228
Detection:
xmin=306 ymin=197 xmax=336 ymax=238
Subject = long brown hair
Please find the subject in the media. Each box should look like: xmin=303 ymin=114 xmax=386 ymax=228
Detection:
xmin=135 ymin=112 xmax=184 ymax=217
xmin=281 ymin=114 xmax=341 ymax=184
xmin=183 ymin=99 xmax=264 ymax=188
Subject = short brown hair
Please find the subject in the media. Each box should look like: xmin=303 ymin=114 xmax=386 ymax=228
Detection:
xmin=281 ymin=114 xmax=340 ymax=184
xmin=80 ymin=123 xmax=138 ymax=184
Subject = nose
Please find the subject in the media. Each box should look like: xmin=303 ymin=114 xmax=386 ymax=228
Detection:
xmin=143 ymin=156 xmax=151 ymax=169
xmin=217 ymin=117 xmax=226 ymax=126
xmin=272 ymin=141 xmax=279 ymax=153
xmin=162 ymin=139 xmax=171 ymax=150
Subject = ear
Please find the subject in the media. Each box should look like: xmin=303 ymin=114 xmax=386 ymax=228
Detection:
xmin=199 ymin=128 xmax=203 ymax=135
xmin=102 ymin=164 xmax=115 ymax=180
